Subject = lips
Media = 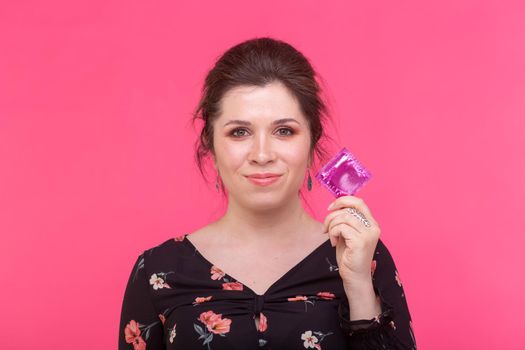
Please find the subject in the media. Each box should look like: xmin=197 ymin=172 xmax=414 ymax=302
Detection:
xmin=245 ymin=173 xmax=281 ymax=179
xmin=245 ymin=173 xmax=282 ymax=186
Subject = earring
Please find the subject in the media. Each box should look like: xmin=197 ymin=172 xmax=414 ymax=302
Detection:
xmin=307 ymin=168 xmax=312 ymax=191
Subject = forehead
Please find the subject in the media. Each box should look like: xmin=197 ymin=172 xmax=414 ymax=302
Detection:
xmin=217 ymin=81 xmax=306 ymax=123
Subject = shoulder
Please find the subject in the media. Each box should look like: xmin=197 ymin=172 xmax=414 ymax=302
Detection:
xmin=143 ymin=236 xmax=179 ymax=255
xmin=138 ymin=234 xmax=189 ymax=267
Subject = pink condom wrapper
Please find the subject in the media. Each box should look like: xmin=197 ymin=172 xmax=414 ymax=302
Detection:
xmin=315 ymin=147 xmax=372 ymax=198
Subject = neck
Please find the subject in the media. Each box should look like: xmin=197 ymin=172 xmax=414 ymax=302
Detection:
xmin=215 ymin=195 xmax=317 ymax=246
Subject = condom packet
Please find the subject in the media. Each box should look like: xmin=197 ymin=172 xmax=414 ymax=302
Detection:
xmin=315 ymin=147 xmax=372 ymax=198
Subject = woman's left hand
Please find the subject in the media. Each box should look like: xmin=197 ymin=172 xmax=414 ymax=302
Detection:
xmin=322 ymin=195 xmax=381 ymax=288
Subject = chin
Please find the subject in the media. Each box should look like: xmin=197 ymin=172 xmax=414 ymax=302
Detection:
xmin=235 ymin=190 xmax=295 ymax=211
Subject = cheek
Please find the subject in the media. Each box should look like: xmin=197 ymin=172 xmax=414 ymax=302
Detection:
xmin=215 ymin=142 xmax=246 ymax=170
xmin=281 ymin=143 xmax=310 ymax=166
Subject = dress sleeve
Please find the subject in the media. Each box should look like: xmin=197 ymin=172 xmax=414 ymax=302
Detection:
xmin=338 ymin=239 xmax=417 ymax=349
xmin=119 ymin=252 xmax=165 ymax=350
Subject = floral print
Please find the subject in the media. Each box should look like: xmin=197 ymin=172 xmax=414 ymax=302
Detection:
xmin=395 ymin=270 xmax=403 ymax=287
xmin=409 ymin=320 xmax=417 ymax=348
xmin=210 ymin=266 xmax=225 ymax=280
xmin=193 ymin=310 xmax=232 ymax=349
xmin=371 ymin=259 xmax=377 ymax=276
xmin=287 ymin=292 xmax=336 ymax=311
xmin=209 ymin=265 xmax=244 ymax=290
xmin=325 ymin=257 xmax=338 ymax=272
xmin=193 ymin=296 xmax=213 ymax=305
xmin=132 ymin=255 xmax=145 ymax=283
xmin=149 ymin=272 xmax=173 ymax=290
xmin=173 ymin=234 xmax=186 ymax=242
xmin=316 ymin=292 xmax=335 ymax=300
xmin=222 ymin=281 xmax=243 ymax=291
xmin=288 ymin=295 xmax=314 ymax=311
xmin=124 ymin=320 xmax=146 ymax=350
xmin=119 ymin=237 xmax=417 ymax=349
xmin=257 ymin=312 xmax=268 ymax=332
xmin=168 ymin=324 xmax=177 ymax=344
xmin=301 ymin=330 xmax=333 ymax=349
xmin=301 ymin=331 xmax=317 ymax=349
xmin=124 ymin=319 xmax=160 ymax=350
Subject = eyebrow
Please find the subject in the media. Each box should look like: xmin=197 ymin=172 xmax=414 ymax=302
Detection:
xmin=223 ymin=118 xmax=300 ymax=127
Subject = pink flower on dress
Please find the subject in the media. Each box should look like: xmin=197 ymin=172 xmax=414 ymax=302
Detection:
xmin=169 ymin=324 xmax=177 ymax=343
xmin=316 ymin=292 xmax=335 ymax=300
xmin=199 ymin=310 xmax=219 ymax=324
xmin=193 ymin=296 xmax=213 ymax=305
xmin=208 ymin=316 xmax=232 ymax=334
xmin=258 ymin=312 xmax=268 ymax=332
xmin=371 ymin=260 xmax=377 ymax=276
xmin=300 ymin=329 xmax=333 ymax=349
xmin=158 ymin=314 xmax=166 ymax=324
xmin=222 ymin=281 xmax=243 ymax=291
xmin=288 ymin=295 xmax=308 ymax=301
xmin=173 ymin=234 xmax=186 ymax=242
xmin=124 ymin=320 xmax=146 ymax=350
xmin=301 ymin=330 xmax=319 ymax=348
xmin=210 ymin=266 xmax=225 ymax=280
xmin=198 ymin=310 xmax=232 ymax=335
xmin=149 ymin=273 xmax=171 ymax=290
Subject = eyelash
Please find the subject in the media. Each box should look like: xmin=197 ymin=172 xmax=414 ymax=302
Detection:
xmin=229 ymin=127 xmax=295 ymax=138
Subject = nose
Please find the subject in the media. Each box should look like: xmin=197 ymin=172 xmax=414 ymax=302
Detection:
xmin=248 ymin=133 xmax=275 ymax=165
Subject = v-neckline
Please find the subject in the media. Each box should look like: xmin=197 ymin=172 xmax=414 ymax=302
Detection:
xmin=177 ymin=234 xmax=332 ymax=297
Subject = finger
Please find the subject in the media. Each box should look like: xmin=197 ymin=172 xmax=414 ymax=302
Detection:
xmin=337 ymin=224 xmax=362 ymax=245
xmin=323 ymin=207 xmax=359 ymax=233
xmin=327 ymin=195 xmax=379 ymax=227
xmin=324 ymin=206 xmax=374 ymax=234
xmin=327 ymin=223 xmax=361 ymax=248
xmin=327 ymin=222 xmax=345 ymax=247
xmin=329 ymin=232 xmax=337 ymax=247
xmin=326 ymin=210 xmax=368 ymax=234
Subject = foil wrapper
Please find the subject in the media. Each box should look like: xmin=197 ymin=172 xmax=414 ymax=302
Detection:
xmin=315 ymin=147 xmax=372 ymax=198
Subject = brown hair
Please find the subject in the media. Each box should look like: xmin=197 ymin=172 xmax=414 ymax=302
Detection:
xmin=191 ymin=36 xmax=334 ymax=197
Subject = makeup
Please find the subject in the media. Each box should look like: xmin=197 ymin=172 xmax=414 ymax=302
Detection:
xmin=246 ymin=175 xmax=281 ymax=186
xmin=315 ymin=147 xmax=372 ymax=197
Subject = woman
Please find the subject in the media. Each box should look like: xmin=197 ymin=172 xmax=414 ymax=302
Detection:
xmin=119 ymin=37 xmax=417 ymax=349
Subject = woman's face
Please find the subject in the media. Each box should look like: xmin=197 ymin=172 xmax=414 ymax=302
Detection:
xmin=212 ymin=81 xmax=312 ymax=211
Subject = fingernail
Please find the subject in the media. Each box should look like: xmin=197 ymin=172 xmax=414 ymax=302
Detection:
xmin=327 ymin=202 xmax=334 ymax=210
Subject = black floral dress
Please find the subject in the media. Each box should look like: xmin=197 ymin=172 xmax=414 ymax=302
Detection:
xmin=118 ymin=234 xmax=417 ymax=349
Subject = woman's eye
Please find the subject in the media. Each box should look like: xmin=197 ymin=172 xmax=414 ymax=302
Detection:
xmin=229 ymin=127 xmax=294 ymax=138
xmin=277 ymin=127 xmax=294 ymax=136
xmin=230 ymin=128 xmax=248 ymax=137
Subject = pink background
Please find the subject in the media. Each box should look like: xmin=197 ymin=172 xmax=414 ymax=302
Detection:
xmin=1 ymin=0 xmax=524 ymax=349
